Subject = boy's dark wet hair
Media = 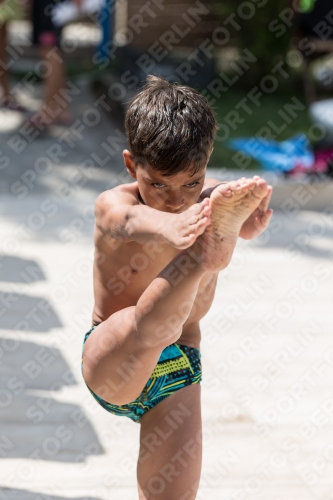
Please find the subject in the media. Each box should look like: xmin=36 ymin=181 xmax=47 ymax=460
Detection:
xmin=125 ymin=75 xmax=217 ymax=176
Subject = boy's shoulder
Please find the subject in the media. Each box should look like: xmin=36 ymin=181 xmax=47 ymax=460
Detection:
xmin=94 ymin=182 xmax=141 ymax=239
xmin=95 ymin=182 xmax=140 ymax=210
xmin=203 ymin=177 xmax=224 ymax=189
xmin=198 ymin=177 xmax=224 ymax=201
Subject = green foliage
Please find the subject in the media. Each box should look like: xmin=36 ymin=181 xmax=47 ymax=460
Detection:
xmin=299 ymin=0 xmax=315 ymax=12
xmin=209 ymin=89 xmax=311 ymax=170
xmin=211 ymin=0 xmax=293 ymax=84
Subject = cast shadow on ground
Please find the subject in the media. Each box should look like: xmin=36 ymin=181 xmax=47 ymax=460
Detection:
xmin=0 ymin=293 xmax=62 ymax=332
xmin=251 ymin=211 xmax=333 ymax=260
xmin=0 ymin=488 xmax=100 ymax=500
xmin=0 ymin=337 xmax=104 ymax=461
xmin=0 ymin=256 xmax=46 ymax=283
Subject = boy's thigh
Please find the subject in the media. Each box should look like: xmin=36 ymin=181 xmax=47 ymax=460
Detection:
xmin=82 ymin=307 xmax=164 ymax=405
xmin=138 ymin=384 xmax=202 ymax=500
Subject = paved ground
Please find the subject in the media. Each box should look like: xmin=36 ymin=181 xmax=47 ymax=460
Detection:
xmin=1 ymin=80 xmax=333 ymax=500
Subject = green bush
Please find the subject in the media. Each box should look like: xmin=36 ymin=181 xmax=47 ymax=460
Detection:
xmin=211 ymin=0 xmax=293 ymax=84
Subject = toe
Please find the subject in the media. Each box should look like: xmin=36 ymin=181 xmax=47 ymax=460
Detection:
xmin=253 ymin=179 xmax=268 ymax=198
xmin=194 ymin=202 xmax=204 ymax=214
xmin=203 ymin=205 xmax=211 ymax=216
xmin=217 ymin=183 xmax=233 ymax=196
xmin=199 ymin=198 xmax=210 ymax=210
xmin=235 ymin=178 xmax=256 ymax=193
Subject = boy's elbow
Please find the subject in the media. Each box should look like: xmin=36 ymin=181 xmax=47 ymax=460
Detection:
xmin=122 ymin=206 xmax=140 ymax=239
xmin=123 ymin=214 xmax=135 ymax=239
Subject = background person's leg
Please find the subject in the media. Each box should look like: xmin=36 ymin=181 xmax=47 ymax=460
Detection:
xmin=137 ymin=384 xmax=202 ymax=500
xmin=39 ymin=45 xmax=71 ymax=125
xmin=30 ymin=0 xmax=71 ymax=126
xmin=0 ymin=23 xmax=10 ymax=100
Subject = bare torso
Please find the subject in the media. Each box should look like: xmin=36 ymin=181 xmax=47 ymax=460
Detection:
xmin=92 ymin=181 xmax=218 ymax=350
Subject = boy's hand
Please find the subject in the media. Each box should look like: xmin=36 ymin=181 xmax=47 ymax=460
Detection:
xmin=163 ymin=199 xmax=211 ymax=249
xmin=239 ymin=185 xmax=273 ymax=240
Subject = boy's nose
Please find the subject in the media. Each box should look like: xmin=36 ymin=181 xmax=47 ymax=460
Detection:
xmin=165 ymin=194 xmax=185 ymax=212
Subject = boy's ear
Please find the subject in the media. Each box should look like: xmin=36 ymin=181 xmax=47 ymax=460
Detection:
xmin=123 ymin=150 xmax=137 ymax=179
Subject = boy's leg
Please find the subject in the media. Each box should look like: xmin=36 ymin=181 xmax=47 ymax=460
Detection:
xmin=83 ymin=250 xmax=206 ymax=405
xmin=82 ymin=178 xmax=268 ymax=405
xmin=137 ymin=385 xmax=202 ymax=500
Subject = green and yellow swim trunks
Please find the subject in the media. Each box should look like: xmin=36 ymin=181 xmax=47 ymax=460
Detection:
xmin=82 ymin=326 xmax=202 ymax=423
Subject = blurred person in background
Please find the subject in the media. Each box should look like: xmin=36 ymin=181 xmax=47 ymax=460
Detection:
xmin=25 ymin=0 xmax=83 ymax=130
xmin=0 ymin=0 xmax=27 ymax=110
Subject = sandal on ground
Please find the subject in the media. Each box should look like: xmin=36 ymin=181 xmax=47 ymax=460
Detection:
xmin=0 ymin=98 xmax=28 ymax=113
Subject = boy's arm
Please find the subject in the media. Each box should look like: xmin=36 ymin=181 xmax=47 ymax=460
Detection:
xmin=200 ymin=177 xmax=273 ymax=239
xmin=95 ymin=190 xmax=209 ymax=249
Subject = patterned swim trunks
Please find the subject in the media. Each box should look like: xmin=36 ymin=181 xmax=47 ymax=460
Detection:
xmin=82 ymin=325 xmax=202 ymax=423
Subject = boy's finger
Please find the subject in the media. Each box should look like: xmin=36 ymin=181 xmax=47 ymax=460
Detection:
xmin=261 ymin=209 xmax=273 ymax=226
xmin=254 ymin=208 xmax=273 ymax=229
xmin=259 ymin=186 xmax=273 ymax=212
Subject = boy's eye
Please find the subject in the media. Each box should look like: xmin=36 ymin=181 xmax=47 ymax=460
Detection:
xmin=151 ymin=181 xmax=200 ymax=189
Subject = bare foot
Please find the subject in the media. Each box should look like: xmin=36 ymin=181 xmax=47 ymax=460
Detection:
xmin=198 ymin=177 xmax=268 ymax=271
xmin=163 ymin=198 xmax=211 ymax=249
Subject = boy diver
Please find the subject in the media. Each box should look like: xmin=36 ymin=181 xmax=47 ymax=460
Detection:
xmin=82 ymin=76 xmax=272 ymax=499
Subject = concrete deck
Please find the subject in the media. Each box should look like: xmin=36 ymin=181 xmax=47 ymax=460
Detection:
xmin=1 ymin=80 xmax=333 ymax=499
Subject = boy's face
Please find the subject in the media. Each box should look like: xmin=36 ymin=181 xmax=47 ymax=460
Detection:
xmin=124 ymin=150 xmax=206 ymax=213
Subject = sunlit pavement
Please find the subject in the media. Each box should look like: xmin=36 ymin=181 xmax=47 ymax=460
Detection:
xmin=1 ymin=81 xmax=333 ymax=499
